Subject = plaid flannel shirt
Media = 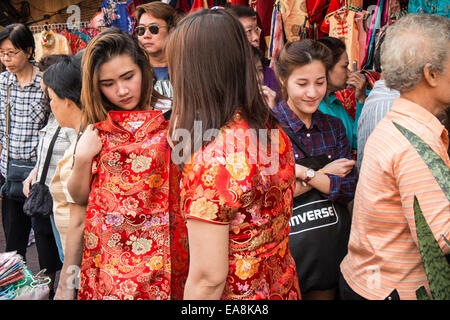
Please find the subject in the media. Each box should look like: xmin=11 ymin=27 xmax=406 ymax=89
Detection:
xmin=273 ymin=100 xmax=357 ymax=203
xmin=0 ymin=70 xmax=50 ymax=177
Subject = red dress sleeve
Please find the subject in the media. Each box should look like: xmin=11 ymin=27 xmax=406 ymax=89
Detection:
xmin=182 ymin=159 xmax=246 ymax=225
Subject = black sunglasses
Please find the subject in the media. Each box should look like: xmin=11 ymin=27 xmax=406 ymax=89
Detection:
xmin=135 ymin=24 xmax=167 ymax=36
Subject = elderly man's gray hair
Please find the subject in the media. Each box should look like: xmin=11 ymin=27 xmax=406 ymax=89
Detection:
xmin=381 ymin=14 xmax=450 ymax=93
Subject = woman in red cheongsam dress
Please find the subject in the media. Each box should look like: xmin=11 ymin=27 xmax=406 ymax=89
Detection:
xmin=166 ymin=10 xmax=301 ymax=300
xmin=66 ymin=28 xmax=188 ymax=300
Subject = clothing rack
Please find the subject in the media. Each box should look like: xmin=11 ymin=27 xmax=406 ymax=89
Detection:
xmin=29 ymin=21 xmax=91 ymax=34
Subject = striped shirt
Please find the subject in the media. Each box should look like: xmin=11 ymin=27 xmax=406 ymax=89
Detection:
xmin=35 ymin=114 xmax=77 ymax=185
xmin=0 ymin=70 xmax=49 ymax=177
xmin=340 ymin=97 xmax=450 ymax=300
xmin=49 ymin=139 xmax=77 ymax=257
xmin=357 ymin=80 xmax=400 ymax=171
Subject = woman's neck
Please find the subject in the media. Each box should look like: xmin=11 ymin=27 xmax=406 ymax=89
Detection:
xmin=71 ymin=109 xmax=83 ymax=135
xmin=15 ymin=63 xmax=35 ymax=87
xmin=287 ymin=99 xmax=313 ymax=129
xmin=326 ymin=86 xmax=336 ymax=95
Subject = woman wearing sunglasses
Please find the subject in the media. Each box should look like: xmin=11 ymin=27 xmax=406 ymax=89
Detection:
xmin=135 ymin=2 xmax=179 ymax=100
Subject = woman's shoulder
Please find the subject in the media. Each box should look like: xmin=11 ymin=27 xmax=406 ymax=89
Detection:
xmin=0 ymin=70 xmax=12 ymax=84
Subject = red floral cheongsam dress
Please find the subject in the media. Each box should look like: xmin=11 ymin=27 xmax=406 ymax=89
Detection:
xmin=180 ymin=112 xmax=301 ymax=300
xmin=77 ymin=110 xmax=188 ymax=300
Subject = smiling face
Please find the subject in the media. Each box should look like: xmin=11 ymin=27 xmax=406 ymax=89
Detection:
xmin=283 ymin=60 xmax=328 ymax=119
xmin=98 ymin=54 xmax=143 ymax=111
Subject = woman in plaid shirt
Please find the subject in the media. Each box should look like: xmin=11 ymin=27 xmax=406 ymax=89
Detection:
xmin=0 ymin=24 xmax=50 ymax=267
xmin=273 ymin=39 xmax=357 ymax=300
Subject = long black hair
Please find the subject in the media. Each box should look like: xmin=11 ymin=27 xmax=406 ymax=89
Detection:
xmin=43 ymin=55 xmax=82 ymax=108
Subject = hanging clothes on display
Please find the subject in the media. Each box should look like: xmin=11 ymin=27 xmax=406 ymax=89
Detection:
xmin=355 ymin=11 xmax=368 ymax=70
xmin=408 ymin=0 xmax=449 ymax=18
xmin=80 ymin=27 xmax=101 ymax=40
xmin=386 ymin=0 xmax=409 ymax=23
xmin=102 ymin=0 xmax=135 ymax=34
xmin=362 ymin=0 xmax=385 ymax=69
xmin=34 ymin=28 xmax=71 ymax=62
xmin=269 ymin=2 xmax=285 ymax=69
xmin=279 ymin=0 xmax=308 ymax=42
xmin=320 ymin=0 xmax=344 ymax=34
xmin=250 ymin=0 xmax=276 ymax=44
xmin=31 ymin=22 xmax=100 ymax=58
xmin=328 ymin=8 xmax=361 ymax=70
xmin=58 ymin=29 xmax=87 ymax=56
xmin=231 ymin=0 xmax=248 ymax=4
xmin=189 ymin=0 xmax=213 ymax=12
xmin=89 ymin=11 xmax=107 ymax=29
xmin=176 ymin=0 xmax=193 ymax=14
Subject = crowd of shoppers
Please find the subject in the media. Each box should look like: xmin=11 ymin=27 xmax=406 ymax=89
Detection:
xmin=0 ymin=3 xmax=448 ymax=301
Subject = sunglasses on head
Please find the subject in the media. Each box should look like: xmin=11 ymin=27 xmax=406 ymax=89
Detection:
xmin=135 ymin=24 xmax=167 ymax=36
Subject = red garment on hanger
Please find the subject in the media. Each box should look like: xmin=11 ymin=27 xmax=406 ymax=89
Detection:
xmin=189 ymin=0 xmax=214 ymax=13
xmin=231 ymin=0 xmax=248 ymax=4
xmin=58 ymin=29 xmax=86 ymax=55
xmin=249 ymin=0 xmax=275 ymax=38
xmin=319 ymin=0 xmax=345 ymax=34
xmin=177 ymin=0 xmax=192 ymax=14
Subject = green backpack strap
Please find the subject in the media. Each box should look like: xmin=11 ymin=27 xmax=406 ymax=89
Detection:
xmin=393 ymin=121 xmax=450 ymax=201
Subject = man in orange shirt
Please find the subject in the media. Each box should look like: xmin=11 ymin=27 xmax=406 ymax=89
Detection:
xmin=340 ymin=14 xmax=450 ymax=300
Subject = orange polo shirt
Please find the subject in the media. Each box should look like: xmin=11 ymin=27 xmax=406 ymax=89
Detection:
xmin=340 ymin=97 xmax=450 ymax=300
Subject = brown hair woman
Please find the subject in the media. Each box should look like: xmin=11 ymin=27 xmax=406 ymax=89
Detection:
xmin=66 ymin=27 xmax=187 ymax=300
xmin=166 ymin=9 xmax=301 ymax=300
xmin=274 ymin=39 xmax=357 ymax=300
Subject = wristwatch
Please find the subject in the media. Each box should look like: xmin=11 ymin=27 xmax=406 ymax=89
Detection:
xmin=303 ymin=168 xmax=315 ymax=183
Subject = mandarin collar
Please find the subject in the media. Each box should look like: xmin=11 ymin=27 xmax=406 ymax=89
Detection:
xmin=96 ymin=110 xmax=166 ymax=140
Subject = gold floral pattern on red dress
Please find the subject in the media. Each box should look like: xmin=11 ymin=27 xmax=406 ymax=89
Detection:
xmin=180 ymin=112 xmax=301 ymax=300
xmin=77 ymin=110 xmax=188 ymax=300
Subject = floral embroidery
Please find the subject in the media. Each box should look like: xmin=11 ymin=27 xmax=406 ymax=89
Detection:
xmin=123 ymin=197 xmax=139 ymax=210
xmin=189 ymin=198 xmax=219 ymax=220
xmin=235 ymin=258 xmax=260 ymax=280
xmin=77 ymin=110 xmax=189 ymax=300
xmin=180 ymin=111 xmax=301 ymax=300
xmin=127 ymin=235 xmax=153 ymax=255
xmin=120 ymin=280 xmax=138 ymax=295
xmin=86 ymin=232 xmax=99 ymax=249
xmin=128 ymin=153 xmax=152 ymax=173
xmin=105 ymin=214 xmax=125 ymax=227
xmin=147 ymin=174 xmax=164 ymax=187
xmin=147 ymin=256 xmax=164 ymax=271
xmin=225 ymin=152 xmax=251 ymax=181
xmin=201 ymin=167 xmax=218 ymax=187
